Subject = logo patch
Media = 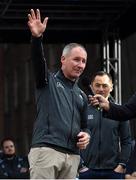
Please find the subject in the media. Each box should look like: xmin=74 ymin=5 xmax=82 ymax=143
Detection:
xmin=56 ymin=82 xmax=64 ymax=89
xmin=88 ymin=114 xmax=94 ymax=120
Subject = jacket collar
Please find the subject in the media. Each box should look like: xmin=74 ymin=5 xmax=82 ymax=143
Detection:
xmin=55 ymin=70 xmax=79 ymax=88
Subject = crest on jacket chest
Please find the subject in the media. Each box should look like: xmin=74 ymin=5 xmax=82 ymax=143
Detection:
xmin=88 ymin=114 xmax=94 ymax=120
xmin=56 ymin=82 xmax=65 ymax=90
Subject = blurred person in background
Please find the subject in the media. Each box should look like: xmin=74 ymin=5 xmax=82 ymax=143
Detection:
xmin=0 ymin=137 xmax=29 ymax=179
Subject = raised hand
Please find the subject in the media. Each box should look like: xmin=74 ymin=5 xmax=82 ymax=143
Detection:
xmin=27 ymin=9 xmax=48 ymax=37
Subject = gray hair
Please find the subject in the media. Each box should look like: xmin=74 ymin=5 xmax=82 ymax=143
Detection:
xmin=62 ymin=43 xmax=87 ymax=56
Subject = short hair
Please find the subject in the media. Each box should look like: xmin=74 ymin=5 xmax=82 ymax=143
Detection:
xmin=1 ymin=137 xmax=15 ymax=149
xmin=62 ymin=43 xmax=87 ymax=56
xmin=91 ymin=71 xmax=113 ymax=84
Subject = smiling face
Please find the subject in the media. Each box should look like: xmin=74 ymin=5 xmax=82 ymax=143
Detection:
xmin=61 ymin=46 xmax=87 ymax=81
xmin=91 ymin=74 xmax=113 ymax=99
xmin=2 ymin=140 xmax=15 ymax=155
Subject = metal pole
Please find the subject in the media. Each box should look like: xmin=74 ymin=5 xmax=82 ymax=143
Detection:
xmin=118 ymin=39 xmax=122 ymax=104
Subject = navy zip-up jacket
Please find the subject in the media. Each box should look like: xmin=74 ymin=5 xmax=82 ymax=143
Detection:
xmin=31 ymin=37 xmax=89 ymax=154
xmin=81 ymin=105 xmax=131 ymax=169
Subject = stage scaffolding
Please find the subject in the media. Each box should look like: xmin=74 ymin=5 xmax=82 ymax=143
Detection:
xmin=103 ymin=33 xmax=122 ymax=104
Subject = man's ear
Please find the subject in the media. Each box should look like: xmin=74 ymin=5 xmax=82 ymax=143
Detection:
xmin=110 ymin=84 xmax=113 ymax=92
xmin=61 ymin=55 xmax=65 ymax=64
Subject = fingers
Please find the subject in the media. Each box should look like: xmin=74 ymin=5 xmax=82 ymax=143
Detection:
xmin=88 ymin=95 xmax=100 ymax=106
xmin=77 ymin=140 xmax=89 ymax=149
xmin=28 ymin=9 xmax=41 ymax=21
xmin=28 ymin=9 xmax=48 ymax=25
xmin=30 ymin=9 xmax=36 ymax=20
xmin=27 ymin=9 xmax=36 ymax=25
xmin=77 ymin=132 xmax=90 ymax=149
xmin=89 ymin=98 xmax=99 ymax=106
xmin=36 ymin=9 xmax=41 ymax=20
xmin=43 ymin=17 xmax=48 ymax=27
xmin=27 ymin=14 xmax=33 ymax=23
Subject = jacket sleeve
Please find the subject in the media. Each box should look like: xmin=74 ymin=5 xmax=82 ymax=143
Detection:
xmin=118 ymin=121 xmax=132 ymax=164
xmin=105 ymin=92 xmax=136 ymax=120
xmin=31 ymin=36 xmax=48 ymax=88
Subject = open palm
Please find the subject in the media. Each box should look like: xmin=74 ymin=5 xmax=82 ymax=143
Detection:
xmin=28 ymin=9 xmax=48 ymax=37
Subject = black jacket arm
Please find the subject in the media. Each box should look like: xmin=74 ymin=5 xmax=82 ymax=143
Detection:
xmin=31 ymin=36 xmax=48 ymax=88
xmin=105 ymin=92 xmax=136 ymax=120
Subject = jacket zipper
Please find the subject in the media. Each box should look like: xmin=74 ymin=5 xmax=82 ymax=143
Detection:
xmin=67 ymin=89 xmax=75 ymax=147
xmin=98 ymin=109 xmax=102 ymax=168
